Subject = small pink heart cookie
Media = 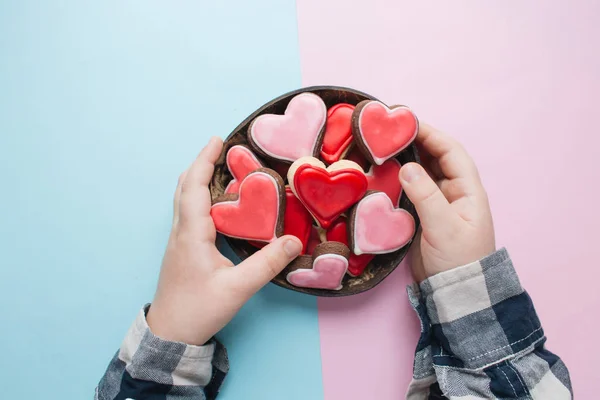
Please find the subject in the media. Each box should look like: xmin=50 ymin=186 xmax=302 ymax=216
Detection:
xmin=365 ymin=158 xmax=403 ymax=206
xmin=349 ymin=191 xmax=415 ymax=255
xmin=224 ymin=145 xmax=264 ymax=194
xmin=211 ymin=168 xmax=285 ymax=242
xmin=248 ymin=92 xmax=327 ymax=163
xmin=286 ymin=242 xmax=350 ymax=291
xmin=352 ymin=100 xmax=418 ymax=165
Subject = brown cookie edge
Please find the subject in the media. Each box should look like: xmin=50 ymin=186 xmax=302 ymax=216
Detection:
xmin=313 ymin=241 xmax=350 ymax=260
xmin=351 ymin=100 xmax=377 ymax=165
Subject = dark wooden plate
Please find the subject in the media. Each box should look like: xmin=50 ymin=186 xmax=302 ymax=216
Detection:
xmin=209 ymin=86 xmax=420 ymax=297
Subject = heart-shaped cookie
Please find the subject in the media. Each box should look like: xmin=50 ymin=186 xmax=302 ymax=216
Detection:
xmin=366 ymin=158 xmax=402 ymax=206
xmin=345 ymin=146 xmax=370 ymax=171
xmin=248 ymin=187 xmax=313 ymax=253
xmin=281 ymin=186 xmax=314 ymax=253
xmin=211 ymin=169 xmax=285 ymax=242
xmin=349 ymin=191 xmax=415 ymax=255
xmin=353 ymin=101 xmax=418 ymax=165
xmin=288 ymin=157 xmax=368 ymax=229
xmin=224 ymin=145 xmax=264 ymax=194
xmin=305 ymin=226 xmax=322 ymax=255
xmin=286 ymin=242 xmax=350 ymax=290
xmin=248 ymin=92 xmax=327 ymax=163
xmin=325 ymin=217 xmax=375 ymax=277
xmin=320 ymin=103 xmax=355 ymax=164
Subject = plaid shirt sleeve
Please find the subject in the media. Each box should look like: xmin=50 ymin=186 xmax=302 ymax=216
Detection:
xmin=95 ymin=305 xmax=229 ymax=400
xmin=405 ymin=248 xmax=573 ymax=399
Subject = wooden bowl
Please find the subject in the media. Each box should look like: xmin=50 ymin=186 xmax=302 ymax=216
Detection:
xmin=210 ymin=86 xmax=420 ymax=297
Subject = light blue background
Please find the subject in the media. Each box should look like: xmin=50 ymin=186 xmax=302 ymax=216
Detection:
xmin=0 ymin=2 xmax=323 ymax=399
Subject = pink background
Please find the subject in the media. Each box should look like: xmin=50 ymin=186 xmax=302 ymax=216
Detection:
xmin=297 ymin=1 xmax=600 ymax=398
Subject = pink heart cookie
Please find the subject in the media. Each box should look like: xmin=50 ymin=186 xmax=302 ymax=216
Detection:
xmin=210 ymin=169 xmax=285 ymax=242
xmin=352 ymin=100 xmax=418 ymax=165
xmin=349 ymin=191 xmax=415 ymax=255
xmin=286 ymin=242 xmax=350 ymax=291
xmin=248 ymin=92 xmax=327 ymax=163
xmin=365 ymin=158 xmax=402 ymax=206
xmin=224 ymin=145 xmax=264 ymax=194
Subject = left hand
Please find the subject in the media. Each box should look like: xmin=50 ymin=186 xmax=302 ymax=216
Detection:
xmin=146 ymin=137 xmax=303 ymax=345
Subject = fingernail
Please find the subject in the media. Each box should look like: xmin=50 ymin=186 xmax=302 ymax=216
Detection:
xmin=401 ymin=163 xmax=422 ymax=183
xmin=283 ymin=237 xmax=302 ymax=258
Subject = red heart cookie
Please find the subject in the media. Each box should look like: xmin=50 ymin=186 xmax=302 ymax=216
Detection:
xmin=366 ymin=158 xmax=402 ymax=206
xmin=320 ymin=103 xmax=355 ymax=164
xmin=248 ymin=92 xmax=327 ymax=163
xmin=281 ymin=187 xmax=314 ymax=253
xmin=286 ymin=242 xmax=350 ymax=291
xmin=326 ymin=217 xmax=375 ymax=277
xmin=211 ymin=169 xmax=285 ymax=242
xmin=305 ymin=226 xmax=322 ymax=255
xmin=349 ymin=191 xmax=415 ymax=255
xmin=345 ymin=146 xmax=370 ymax=171
xmin=288 ymin=157 xmax=368 ymax=229
xmin=353 ymin=101 xmax=418 ymax=165
xmin=249 ymin=187 xmax=313 ymax=253
xmin=224 ymin=145 xmax=264 ymax=194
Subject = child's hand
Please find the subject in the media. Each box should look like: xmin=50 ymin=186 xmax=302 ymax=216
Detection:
xmin=399 ymin=123 xmax=496 ymax=282
xmin=146 ymin=137 xmax=303 ymax=346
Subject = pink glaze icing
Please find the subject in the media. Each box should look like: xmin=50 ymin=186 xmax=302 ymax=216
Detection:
xmin=250 ymin=92 xmax=326 ymax=162
xmin=286 ymin=254 xmax=348 ymax=290
xmin=224 ymin=145 xmax=263 ymax=194
xmin=211 ymin=172 xmax=280 ymax=242
xmin=353 ymin=192 xmax=415 ymax=255
xmin=358 ymin=102 xmax=418 ymax=165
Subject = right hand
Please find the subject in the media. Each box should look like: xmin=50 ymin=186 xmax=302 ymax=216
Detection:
xmin=398 ymin=123 xmax=496 ymax=282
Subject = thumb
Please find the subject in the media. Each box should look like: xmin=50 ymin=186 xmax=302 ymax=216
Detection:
xmin=231 ymin=235 xmax=303 ymax=295
xmin=399 ymin=163 xmax=456 ymax=228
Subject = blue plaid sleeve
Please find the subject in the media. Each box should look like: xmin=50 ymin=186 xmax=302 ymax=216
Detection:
xmin=406 ymin=248 xmax=573 ymax=399
xmin=95 ymin=305 xmax=229 ymax=400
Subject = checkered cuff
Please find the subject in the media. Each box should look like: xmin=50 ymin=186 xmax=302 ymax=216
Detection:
xmin=420 ymin=248 xmax=545 ymax=369
xmin=96 ymin=305 xmax=229 ymax=400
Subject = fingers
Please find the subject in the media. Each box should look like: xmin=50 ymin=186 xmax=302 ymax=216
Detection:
xmin=399 ymin=163 xmax=458 ymax=228
xmin=230 ymin=236 xmax=302 ymax=297
xmin=173 ymin=169 xmax=188 ymax=225
xmin=179 ymin=137 xmax=223 ymax=220
xmin=416 ymin=122 xmax=479 ymax=182
xmin=183 ymin=136 xmax=223 ymax=191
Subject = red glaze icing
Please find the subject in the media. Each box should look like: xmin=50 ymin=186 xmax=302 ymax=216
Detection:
xmin=211 ymin=172 xmax=281 ymax=242
xmin=366 ymin=159 xmax=403 ymax=206
xmin=224 ymin=145 xmax=263 ymax=194
xmin=249 ymin=187 xmax=312 ymax=253
xmin=345 ymin=147 xmax=370 ymax=171
xmin=325 ymin=217 xmax=350 ymax=245
xmin=293 ymin=164 xmax=367 ymax=229
xmin=326 ymin=217 xmax=374 ymax=277
xmin=306 ymin=226 xmax=321 ymax=255
xmin=320 ymin=103 xmax=355 ymax=164
xmin=358 ymin=102 xmax=418 ymax=165
xmin=282 ymin=187 xmax=313 ymax=254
